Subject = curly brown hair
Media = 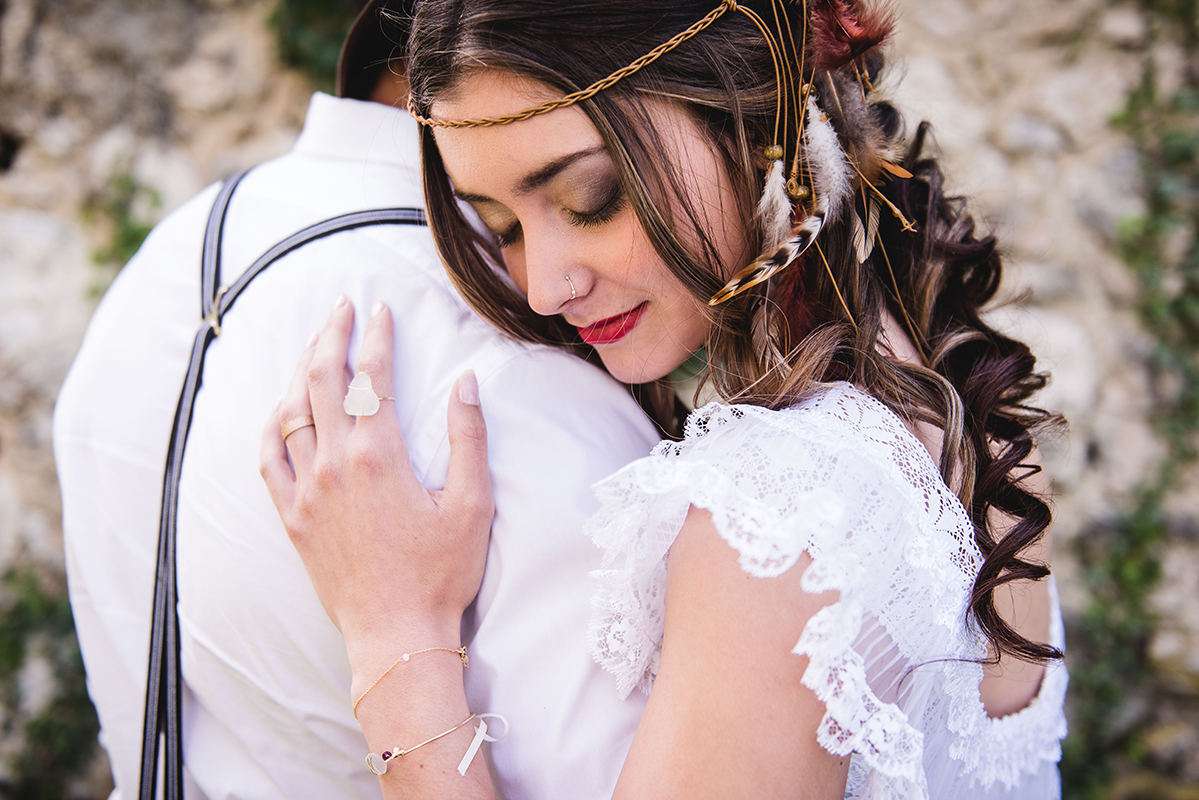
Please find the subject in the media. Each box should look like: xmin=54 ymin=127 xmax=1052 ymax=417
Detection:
xmin=408 ymin=0 xmax=1063 ymax=665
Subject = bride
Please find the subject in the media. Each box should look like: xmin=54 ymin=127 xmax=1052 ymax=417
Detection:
xmin=260 ymin=0 xmax=1068 ymax=796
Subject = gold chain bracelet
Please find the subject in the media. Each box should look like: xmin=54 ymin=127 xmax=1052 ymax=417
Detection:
xmin=353 ymin=646 xmax=469 ymax=720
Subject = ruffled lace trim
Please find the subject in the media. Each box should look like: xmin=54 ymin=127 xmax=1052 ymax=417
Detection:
xmin=586 ymin=383 xmax=1067 ymax=796
xmin=944 ymin=577 xmax=1069 ymax=789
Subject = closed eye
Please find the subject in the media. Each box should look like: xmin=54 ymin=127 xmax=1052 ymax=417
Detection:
xmin=494 ymin=221 xmax=522 ymax=248
xmin=567 ymin=187 xmax=627 ymax=229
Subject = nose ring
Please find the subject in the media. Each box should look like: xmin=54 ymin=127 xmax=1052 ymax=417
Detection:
xmin=565 ymin=275 xmax=577 ymax=300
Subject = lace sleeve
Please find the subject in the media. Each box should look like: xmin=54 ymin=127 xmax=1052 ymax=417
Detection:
xmin=585 ymin=403 xmax=849 ymax=698
xmin=586 ymin=383 xmax=1067 ymax=797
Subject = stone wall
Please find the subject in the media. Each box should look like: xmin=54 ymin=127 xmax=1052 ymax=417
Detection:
xmin=1 ymin=0 xmax=308 ymax=579
xmin=891 ymin=0 xmax=1199 ymax=788
xmin=0 ymin=0 xmax=312 ymax=792
xmin=0 ymin=0 xmax=1196 ymax=795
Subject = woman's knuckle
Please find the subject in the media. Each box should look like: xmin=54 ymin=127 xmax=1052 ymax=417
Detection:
xmin=312 ymin=457 xmax=341 ymax=490
xmin=306 ymin=360 xmax=333 ymax=387
xmin=277 ymin=400 xmax=303 ymax=422
xmin=461 ymin=492 xmax=492 ymax=522
xmin=281 ymin=516 xmax=305 ymax=545
xmin=355 ymin=355 xmax=388 ymax=381
xmin=344 ymin=433 xmax=374 ymax=463
xmin=453 ymin=419 xmax=488 ymax=448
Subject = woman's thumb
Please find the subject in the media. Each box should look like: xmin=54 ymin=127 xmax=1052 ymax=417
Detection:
xmin=444 ymin=370 xmax=494 ymax=517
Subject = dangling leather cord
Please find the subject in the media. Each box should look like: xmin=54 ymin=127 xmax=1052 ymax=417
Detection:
xmin=138 ymin=169 xmax=426 ymax=799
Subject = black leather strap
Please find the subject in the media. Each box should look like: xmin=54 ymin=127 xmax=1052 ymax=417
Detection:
xmin=138 ymin=170 xmax=426 ymax=799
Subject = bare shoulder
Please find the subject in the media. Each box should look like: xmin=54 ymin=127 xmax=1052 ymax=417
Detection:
xmin=614 ymin=507 xmax=849 ymax=800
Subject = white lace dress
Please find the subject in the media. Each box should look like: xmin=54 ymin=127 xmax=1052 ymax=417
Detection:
xmin=587 ymin=382 xmax=1067 ymax=799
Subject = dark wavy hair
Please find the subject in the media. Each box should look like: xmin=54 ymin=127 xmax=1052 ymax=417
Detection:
xmin=407 ymin=0 xmax=1063 ymax=665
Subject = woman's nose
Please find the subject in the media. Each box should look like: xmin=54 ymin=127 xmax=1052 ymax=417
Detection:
xmin=523 ymin=233 xmax=584 ymax=316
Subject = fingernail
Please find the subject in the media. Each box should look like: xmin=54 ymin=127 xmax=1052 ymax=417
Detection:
xmin=306 ymin=330 xmax=319 ymax=347
xmin=372 ymin=301 xmax=386 ymax=317
xmin=272 ymin=398 xmax=282 ymax=412
xmin=333 ymin=294 xmax=348 ymax=310
xmin=458 ymin=370 xmax=480 ymax=406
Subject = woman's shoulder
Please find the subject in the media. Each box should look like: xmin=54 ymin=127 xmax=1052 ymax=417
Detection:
xmin=587 ymin=382 xmax=1068 ymax=794
xmin=586 ymin=381 xmax=983 ymax=685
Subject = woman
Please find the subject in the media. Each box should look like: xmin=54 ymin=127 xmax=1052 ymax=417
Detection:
xmin=261 ymin=0 xmax=1068 ymax=796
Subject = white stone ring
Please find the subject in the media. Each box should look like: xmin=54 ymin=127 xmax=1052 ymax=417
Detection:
xmin=343 ymin=372 xmax=394 ymax=417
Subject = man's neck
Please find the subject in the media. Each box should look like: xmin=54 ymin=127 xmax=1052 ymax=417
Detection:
xmin=367 ymin=74 xmax=411 ymax=108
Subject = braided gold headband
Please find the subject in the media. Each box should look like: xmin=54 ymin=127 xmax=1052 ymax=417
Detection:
xmin=409 ymin=0 xmax=900 ymax=322
xmin=407 ymin=0 xmax=742 ymax=129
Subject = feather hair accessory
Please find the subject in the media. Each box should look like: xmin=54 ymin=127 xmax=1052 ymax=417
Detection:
xmin=809 ymin=0 xmax=896 ymax=73
xmin=709 ymin=214 xmax=824 ymax=306
xmin=822 ymin=71 xmax=900 ymax=186
xmin=758 ymin=156 xmax=794 ymax=250
xmin=803 ymin=95 xmax=853 ymax=221
xmin=752 ymin=293 xmax=788 ymax=367
xmin=850 ymin=197 xmax=881 ymax=264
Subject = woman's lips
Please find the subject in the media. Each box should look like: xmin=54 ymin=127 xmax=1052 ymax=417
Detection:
xmin=575 ymin=302 xmax=647 ymax=346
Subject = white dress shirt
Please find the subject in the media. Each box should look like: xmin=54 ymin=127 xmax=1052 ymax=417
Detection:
xmin=54 ymin=93 xmax=656 ymax=800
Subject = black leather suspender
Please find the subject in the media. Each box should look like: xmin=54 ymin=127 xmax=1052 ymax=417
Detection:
xmin=138 ymin=169 xmax=427 ymax=799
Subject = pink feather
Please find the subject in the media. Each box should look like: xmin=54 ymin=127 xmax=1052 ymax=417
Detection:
xmin=809 ymin=0 xmax=896 ymax=72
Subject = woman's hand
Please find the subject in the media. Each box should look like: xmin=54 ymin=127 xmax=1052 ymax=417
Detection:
xmin=260 ymin=296 xmax=495 ymax=678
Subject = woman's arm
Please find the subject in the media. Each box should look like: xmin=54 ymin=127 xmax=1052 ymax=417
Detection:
xmin=262 ymin=300 xmax=849 ymax=798
xmin=260 ymin=297 xmax=497 ymax=799
xmin=614 ymin=506 xmax=850 ymax=800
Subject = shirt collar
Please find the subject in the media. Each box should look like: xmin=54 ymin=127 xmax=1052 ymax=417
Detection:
xmin=293 ymin=92 xmax=422 ymax=172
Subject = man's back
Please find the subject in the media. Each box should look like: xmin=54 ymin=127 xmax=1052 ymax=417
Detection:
xmin=55 ymin=93 xmax=655 ymax=799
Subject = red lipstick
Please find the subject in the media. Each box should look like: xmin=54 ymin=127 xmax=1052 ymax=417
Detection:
xmin=575 ymin=303 xmax=647 ymax=346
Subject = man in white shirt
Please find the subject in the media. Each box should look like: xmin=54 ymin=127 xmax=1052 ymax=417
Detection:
xmin=54 ymin=3 xmax=655 ymax=797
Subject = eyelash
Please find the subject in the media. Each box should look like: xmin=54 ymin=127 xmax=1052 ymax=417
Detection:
xmin=495 ymin=225 xmax=521 ymax=249
xmin=493 ymin=187 xmax=627 ymax=249
xmin=567 ymin=187 xmax=627 ymax=229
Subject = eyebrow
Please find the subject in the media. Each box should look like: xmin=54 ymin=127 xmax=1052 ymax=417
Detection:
xmin=452 ymin=145 xmax=609 ymax=204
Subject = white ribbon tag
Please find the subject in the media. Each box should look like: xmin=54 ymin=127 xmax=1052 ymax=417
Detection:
xmin=343 ymin=372 xmax=381 ymax=417
xmin=457 ymin=713 xmax=509 ymax=776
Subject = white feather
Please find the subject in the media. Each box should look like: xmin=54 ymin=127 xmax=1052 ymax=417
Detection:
xmin=757 ymin=158 xmax=793 ymax=249
xmin=849 ymin=199 xmax=881 ymax=264
xmin=851 ymin=210 xmax=868 ymax=265
xmin=803 ymin=96 xmax=853 ymax=222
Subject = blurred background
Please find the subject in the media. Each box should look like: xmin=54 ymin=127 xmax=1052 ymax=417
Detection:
xmin=0 ymin=0 xmax=1196 ymax=797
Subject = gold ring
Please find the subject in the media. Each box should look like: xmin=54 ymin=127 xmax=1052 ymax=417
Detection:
xmin=280 ymin=415 xmax=316 ymax=441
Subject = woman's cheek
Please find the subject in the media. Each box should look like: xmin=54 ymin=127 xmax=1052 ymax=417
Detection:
xmin=502 ymin=248 xmax=530 ymax=295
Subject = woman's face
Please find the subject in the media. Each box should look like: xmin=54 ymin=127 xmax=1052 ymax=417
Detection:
xmin=431 ymin=71 xmax=749 ymax=384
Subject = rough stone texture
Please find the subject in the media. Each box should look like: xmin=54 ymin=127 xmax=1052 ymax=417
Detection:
xmin=0 ymin=0 xmax=309 ymax=793
xmin=0 ymin=0 xmax=308 ymax=571
xmin=888 ymin=0 xmax=1199 ymax=785
xmin=891 ymin=0 xmax=1158 ymax=546
xmin=0 ymin=0 xmax=1197 ymax=794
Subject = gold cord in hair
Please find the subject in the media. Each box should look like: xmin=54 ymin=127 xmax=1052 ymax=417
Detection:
xmin=409 ymin=0 xmax=739 ymax=129
xmin=878 ymin=238 xmax=929 ymax=366
xmin=851 ymin=162 xmax=917 ymax=232
xmin=789 ymin=0 xmax=812 ymax=197
xmin=732 ymin=2 xmax=786 ymax=151
xmin=814 ymin=242 xmax=859 ymax=332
